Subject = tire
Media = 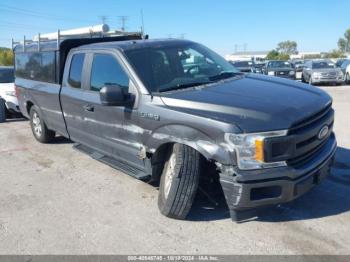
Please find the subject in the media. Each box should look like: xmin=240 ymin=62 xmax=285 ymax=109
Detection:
xmin=301 ymin=74 xmax=306 ymax=83
xmin=0 ymin=99 xmax=6 ymax=123
xmin=158 ymin=143 xmax=201 ymax=220
xmin=30 ymin=105 xmax=55 ymax=143
xmin=346 ymin=73 xmax=350 ymax=84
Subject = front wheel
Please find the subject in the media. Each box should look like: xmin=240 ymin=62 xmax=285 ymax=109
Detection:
xmin=30 ymin=106 xmax=55 ymax=143
xmin=158 ymin=143 xmax=201 ymax=220
xmin=346 ymin=73 xmax=350 ymax=84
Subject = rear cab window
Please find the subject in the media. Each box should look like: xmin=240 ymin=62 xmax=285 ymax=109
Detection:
xmin=90 ymin=53 xmax=129 ymax=92
xmin=68 ymin=53 xmax=85 ymax=88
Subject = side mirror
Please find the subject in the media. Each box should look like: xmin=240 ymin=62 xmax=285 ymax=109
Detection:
xmin=99 ymin=85 xmax=133 ymax=107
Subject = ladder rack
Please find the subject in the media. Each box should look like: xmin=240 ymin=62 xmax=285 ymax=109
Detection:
xmin=12 ymin=25 xmax=144 ymax=52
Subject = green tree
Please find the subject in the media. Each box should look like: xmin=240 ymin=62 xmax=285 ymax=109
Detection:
xmin=324 ymin=49 xmax=347 ymax=59
xmin=276 ymin=40 xmax=298 ymax=55
xmin=0 ymin=47 xmax=14 ymax=66
xmin=266 ymin=49 xmax=290 ymax=60
xmin=338 ymin=29 xmax=350 ymax=53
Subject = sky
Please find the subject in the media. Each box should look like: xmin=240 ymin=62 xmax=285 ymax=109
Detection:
xmin=0 ymin=0 xmax=349 ymax=55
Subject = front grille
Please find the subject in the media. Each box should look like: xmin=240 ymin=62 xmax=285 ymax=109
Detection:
xmin=287 ymin=104 xmax=334 ymax=167
xmin=321 ymin=72 xmax=336 ymax=77
xmin=276 ymin=71 xmax=290 ymax=76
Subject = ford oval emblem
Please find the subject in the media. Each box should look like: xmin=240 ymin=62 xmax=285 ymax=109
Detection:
xmin=318 ymin=125 xmax=329 ymax=140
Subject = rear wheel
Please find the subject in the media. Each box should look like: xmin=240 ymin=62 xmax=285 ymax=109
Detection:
xmin=0 ymin=99 xmax=6 ymax=123
xmin=158 ymin=143 xmax=201 ymax=220
xmin=30 ymin=106 xmax=55 ymax=143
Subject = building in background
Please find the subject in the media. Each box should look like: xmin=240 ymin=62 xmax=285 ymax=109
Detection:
xmin=226 ymin=51 xmax=323 ymax=61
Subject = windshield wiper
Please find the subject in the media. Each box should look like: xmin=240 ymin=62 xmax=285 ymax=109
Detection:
xmin=209 ymin=71 xmax=241 ymax=81
xmin=158 ymin=81 xmax=212 ymax=93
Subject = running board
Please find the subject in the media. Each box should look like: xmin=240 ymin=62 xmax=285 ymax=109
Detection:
xmin=73 ymin=143 xmax=151 ymax=181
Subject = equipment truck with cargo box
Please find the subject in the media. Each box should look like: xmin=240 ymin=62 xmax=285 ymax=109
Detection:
xmin=13 ymin=25 xmax=337 ymax=221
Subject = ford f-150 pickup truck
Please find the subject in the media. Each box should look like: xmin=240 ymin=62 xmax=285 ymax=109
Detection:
xmin=13 ymin=32 xmax=336 ymax=221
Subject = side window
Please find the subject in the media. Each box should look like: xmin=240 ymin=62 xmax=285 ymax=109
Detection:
xmin=90 ymin=54 xmax=129 ymax=92
xmin=15 ymin=52 xmax=56 ymax=83
xmin=68 ymin=53 xmax=85 ymax=88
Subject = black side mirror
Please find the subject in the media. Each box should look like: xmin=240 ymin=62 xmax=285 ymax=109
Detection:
xmin=99 ymin=85 xmax=133 ymax=107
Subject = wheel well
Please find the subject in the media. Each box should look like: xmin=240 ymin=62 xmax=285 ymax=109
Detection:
xmin=26 ymin=101 xmax=34 ymax=115
xmin=150 ymin=142 xmax=218 ymax=185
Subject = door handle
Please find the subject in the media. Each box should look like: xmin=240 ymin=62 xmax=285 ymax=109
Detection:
xmin=83 ymin=104 xmax=94 ymax=112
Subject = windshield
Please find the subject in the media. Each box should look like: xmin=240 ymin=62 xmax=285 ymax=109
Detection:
xmin=0 ymin=68 xmax=14 ymax=83
xmin=124 ymin=42 xmax=238 ymax=93
xmin=268 ymin=61 xmax=291 ymax=68
xmin=312 ymin=61 xmax=335 ymax=69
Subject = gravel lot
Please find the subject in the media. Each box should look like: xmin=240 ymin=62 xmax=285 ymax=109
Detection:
xmin=0 ymin=85 xmax=349 ymax=255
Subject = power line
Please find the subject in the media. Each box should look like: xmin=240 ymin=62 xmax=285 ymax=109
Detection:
xmin=0 ymin=4 xmax=97 ymax=24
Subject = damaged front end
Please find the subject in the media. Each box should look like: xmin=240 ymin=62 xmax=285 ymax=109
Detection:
xmin=217 ymin=121 xmax=337 ymax=221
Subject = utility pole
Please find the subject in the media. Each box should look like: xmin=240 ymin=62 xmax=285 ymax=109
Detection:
xmin=99 ymin=15 xmax=108 ymax=24
xmin=140 ymin=9 xmax=145 ymax=35
xmin=119 ymin=16 xmax=128 ymax=31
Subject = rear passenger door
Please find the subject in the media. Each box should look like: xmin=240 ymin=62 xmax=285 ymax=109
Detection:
xmin=60 ymin=51 xmax=92 ymax=145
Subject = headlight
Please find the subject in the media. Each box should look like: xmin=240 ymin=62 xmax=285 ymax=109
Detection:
xmin=5 ymin=91 xmax=16 ymax=97
xmin=268 ymin=71 xmax=275 ymax=76
xmin=337 ymin=71 xmax=344 ymax=77
xmin=225 ymin=130 xmax=288 ymax=170
xmin=289 ymin=71 xmax=295 ymax=75
xmin=312 ymin=72 xmax=321 ymax=77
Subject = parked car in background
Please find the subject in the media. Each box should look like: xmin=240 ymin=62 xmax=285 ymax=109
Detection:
xmin=252 ymin=62 xmax=265 ymax=74
xmin=335 ymin=58 xmax=349 ymax=68
xmin=263 ymin=60 xmax=296 ymax=79
xmin=340 ymin=60 xmax=350 ymax=83
xmin=0 ymin=66 xmax=21 ymax=122
xmin=290 ymin=59 xmax=305 ymax=79
xmin=302 ymin=60 xmax=344 ymax=85
xmin=229 ymin=60 xmax=254 ymax=72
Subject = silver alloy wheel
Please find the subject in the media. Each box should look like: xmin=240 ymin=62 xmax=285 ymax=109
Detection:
xmin=32 ymin=112 xmax=42 ymax=137
xmin=163 ymin=152 xmax=177 ymax=199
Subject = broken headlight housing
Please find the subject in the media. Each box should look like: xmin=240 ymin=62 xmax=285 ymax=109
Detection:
xmin=225 ymin=130 xmax=288 ymax=170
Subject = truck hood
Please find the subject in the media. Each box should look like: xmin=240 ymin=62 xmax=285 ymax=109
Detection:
xmin=160 ymin=74 xmax=332 ymax=133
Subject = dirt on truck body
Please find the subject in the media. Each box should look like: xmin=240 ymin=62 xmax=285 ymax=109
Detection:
xmin=13 ymin=31 xmax=336 ymax=221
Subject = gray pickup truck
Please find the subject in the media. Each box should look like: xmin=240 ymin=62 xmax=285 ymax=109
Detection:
xmin=14 ymin=34 xmax=337 ymax=221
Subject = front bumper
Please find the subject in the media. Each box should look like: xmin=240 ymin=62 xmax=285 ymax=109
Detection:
xmin=219 ymin=133 xmax=337 ymax=221
xmin=312 ymin=77 xmax=343 ymax=84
